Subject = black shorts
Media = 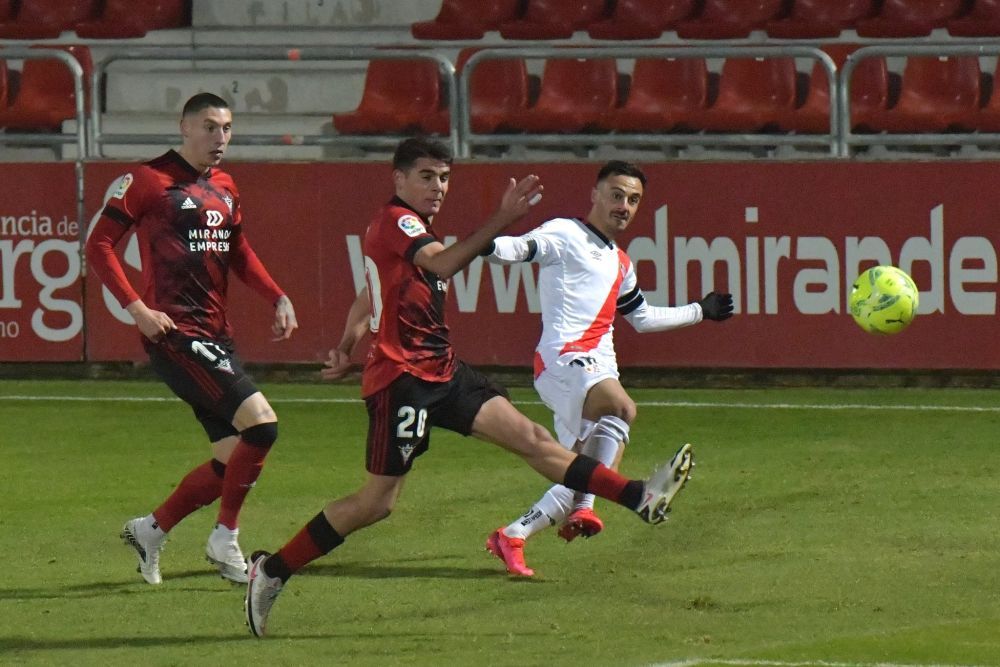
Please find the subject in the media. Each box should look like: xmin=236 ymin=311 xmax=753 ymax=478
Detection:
xmin=147 ymin=332 xmax=260 ymax=442
xmin=364 ymin=361 xmax=509 ymax=476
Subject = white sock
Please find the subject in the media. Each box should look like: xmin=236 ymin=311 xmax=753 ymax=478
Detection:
xmin=574 ymin=415 xmax=630 ymax=512
xmin=504 ymin=485 xmax=575 ymax=539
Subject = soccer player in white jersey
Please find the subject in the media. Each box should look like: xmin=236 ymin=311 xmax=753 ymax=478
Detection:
xmin=483 ymin=161 xmax=734 ymax=576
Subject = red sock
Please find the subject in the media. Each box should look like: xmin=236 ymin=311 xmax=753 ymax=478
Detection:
xmin=275 ymin=526 xmax=324 ymax=573
xmin=586 ymin=463 xmax=630 ymax=501
xmin=275 ymin=512 xmax=345 ymax=575
xmin=564 ymin=455 xmax=643 ymax=509
xmin=152 ymin=459 xmax=224 ymax=532
xmin=217 ymin=441 xmax=270 ymax=529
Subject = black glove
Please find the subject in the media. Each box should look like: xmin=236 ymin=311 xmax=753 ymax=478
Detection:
xmin=699 ymin=292 xmax=734 ymax=321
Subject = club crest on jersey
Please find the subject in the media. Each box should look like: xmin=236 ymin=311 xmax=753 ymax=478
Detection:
xmin=112 ymin=174 xmax=133 ymax=199
xmin=222 ymin=194 xmax=233 ymax=212
xmin=398 ymin=443 xmax=416 ymax=464
xmin=397 ymin=215 xmax=425 ymax=238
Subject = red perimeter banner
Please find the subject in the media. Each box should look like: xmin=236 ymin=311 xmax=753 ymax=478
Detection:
xmin=2 ymin=160 xmax=997 ymax=369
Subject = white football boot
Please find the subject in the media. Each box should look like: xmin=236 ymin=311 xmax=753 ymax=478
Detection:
xmin=636 ymin=443 xmax=694 ymax=525
xmin=245 ymin=551 xmax=284 ymax=637
xmin=206 ymin=523 xmax=248 ymax=583
xmin=121 ymin=516 xmax=166 ymax=585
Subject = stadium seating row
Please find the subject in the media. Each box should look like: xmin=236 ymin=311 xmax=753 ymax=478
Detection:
xmin=5 ymin=45 xmax=1000 ymax=138
xmin=0 ymin=0 xmax=187 ymax=39
xmin=0 ymin=45 xmax=91 ymax=130
xmin=336 ymin=48 xmax=1000 ymax=137
xmin=413 ymin=0 xmax=1000 ymax=40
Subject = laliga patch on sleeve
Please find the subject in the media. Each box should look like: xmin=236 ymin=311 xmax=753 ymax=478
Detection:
xmin=397 ymin=214 xmax=426 ymax=238
xmin=112 ymin=173 xmax=133 ymax=199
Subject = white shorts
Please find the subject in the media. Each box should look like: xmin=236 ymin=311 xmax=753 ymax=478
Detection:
xmin=533 ymin=352 xmax=619 ymax=447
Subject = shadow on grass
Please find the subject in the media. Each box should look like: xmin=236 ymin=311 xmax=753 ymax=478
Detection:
xmin=304 ymin=561 xmax=519 ymax=580
xmin=0 ymin=569 xmax=243 ymax=601
xmin=0 ymin=628 xmax=549 ymax=651
xmin=0 ymin=560 xmax=542 ymax=602
xmin=0 ymin=634 xmax=251 ymax=651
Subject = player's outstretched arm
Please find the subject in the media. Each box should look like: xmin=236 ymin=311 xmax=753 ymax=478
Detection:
xmin=621 ymin=290 xmax=734 ymax=333
xmin=321 ymin=287 xmax=371 ymax=380
xmin=414 ymin=175 xmax=542 ymax=280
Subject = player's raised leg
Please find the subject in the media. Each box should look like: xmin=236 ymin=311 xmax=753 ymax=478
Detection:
xmin=471 ymin=396 xmax=693 ymax=522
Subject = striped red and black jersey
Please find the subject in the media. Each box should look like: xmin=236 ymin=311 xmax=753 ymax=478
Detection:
xmin=360 ymin=196 xmax=455 ymax=397
xmin=88 ymin=150 xmax=283 ymax=345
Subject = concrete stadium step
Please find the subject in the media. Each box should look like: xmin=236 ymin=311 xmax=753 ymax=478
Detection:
xmin=63 ymin=113 xmax=334 ymax=160
xmin=104 ymin=61 xmax=367 ymax=114
xmin=192 ymin=0 xmax=439 ymax=28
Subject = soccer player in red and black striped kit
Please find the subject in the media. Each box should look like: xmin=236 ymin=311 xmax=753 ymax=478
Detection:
xmin=86 ymin=93 xmax=298 ymax=586
xmin=243 ymin=137 xmax=693 ymax=637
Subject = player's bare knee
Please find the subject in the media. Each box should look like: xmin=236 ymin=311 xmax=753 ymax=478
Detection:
xmin=607 ymin=399 xmax=637 ymax=425
xmin=621 ymin=399 xmax=637 ymax=425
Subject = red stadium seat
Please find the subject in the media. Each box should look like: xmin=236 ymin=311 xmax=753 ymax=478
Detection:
xmin=766 ymin=0 xmax=876 ymax=38
xmin=973 ymin=59 xmax=1000 ymax=131
xmin=499 ymin=0 xmax=611 ymax=40
xmin=333 ymin=59 xmax=442 ymax=135
xmin=779 ymin=56 xmax=838 ymax=134
xmin=504 ymin=58 xmax=618 ymax=133
xmin=587 ymin=0 xmax=698 ymax=40
xmin=75 ymin=0 xmax=188 ymax=38
xmin=0 ymin=60 xmax=8 ymax=110
xmin=675 ymin=0 xmax=786 ymax=39
xmin=421 ymin=49 xmax=530 ymax=134
xmin=864 ymin=56 xmax=981 ymax=132
xmin=948 ymin=0 xmax=1000 ymax=36
xmin=0 ymin=0 xmax=99 ymax=39
xmin=856 ymin=0 xmax=966 ymax=37
xmin=411 ymin=0 xmax=521 ymax=40
xmin=779 ymin=44 xmax=889 ymax=134
xmin=0 ymin=45 xmax=92 ymax=130
xmin=840 ymin=52 xmax=892 ymax=132
xmin=695 ymin=57 xmax=797 ymax=132
xmin=598 ymin=57 xmax=709 ymax=132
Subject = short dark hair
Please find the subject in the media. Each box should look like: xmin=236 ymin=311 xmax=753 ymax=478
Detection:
xmin=182 ymin=93 xmax=230 ymax=117
xmin=596 ymin=160 xmax=647 ymax=187
xmin=393 ymin=137 xmax=453 ymax=171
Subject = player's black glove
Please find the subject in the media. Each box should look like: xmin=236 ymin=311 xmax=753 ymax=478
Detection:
xmin=699 ymin=292 xmax=734 ymax=321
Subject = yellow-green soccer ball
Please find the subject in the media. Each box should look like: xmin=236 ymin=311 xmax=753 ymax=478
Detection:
xmin=849 ymin=265 xmax=919 ymax=335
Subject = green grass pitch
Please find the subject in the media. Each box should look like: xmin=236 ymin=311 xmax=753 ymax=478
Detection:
xmin=2 ymin=379 xmax=999 ymax=666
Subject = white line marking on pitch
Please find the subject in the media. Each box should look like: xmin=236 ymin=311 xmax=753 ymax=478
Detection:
xmin=650 ymin=659 xmax=991 ymax=667
xmin=0 ymin=395 xmax=998 ymax=413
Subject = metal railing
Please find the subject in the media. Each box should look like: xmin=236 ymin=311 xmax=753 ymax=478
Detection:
xmin=5 ymin=43 xmax=1000 ymax=163
xmin=0 ymin=47 xmax=87 ymax=255
xmin=88 ymin=46 xmax=457 ymax=157
xmin=840 ymin=44 xmax=1000 ymax=155
xmin=459 ymin=46 xmax=838 ymax=158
